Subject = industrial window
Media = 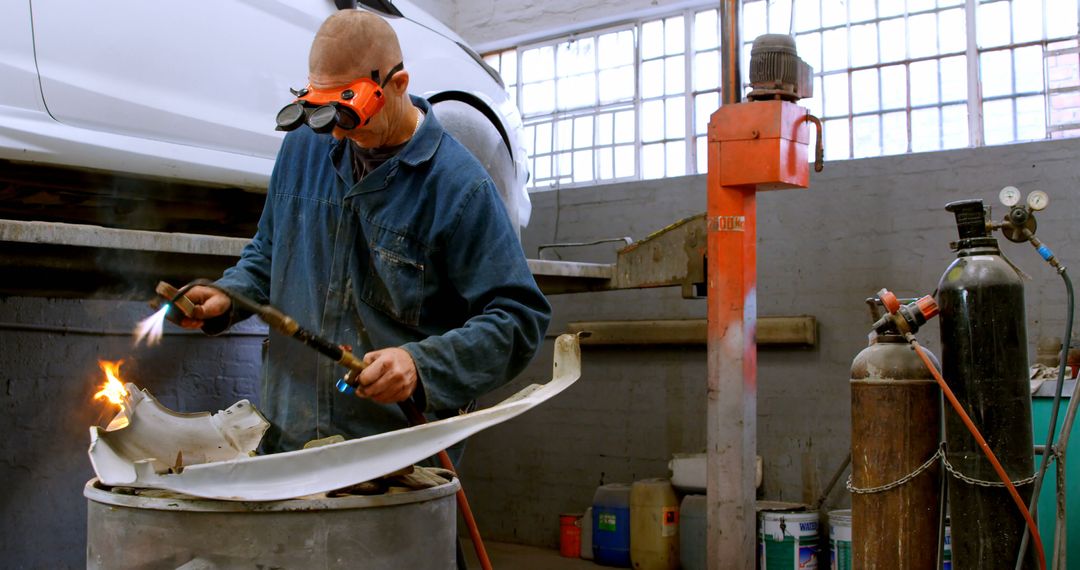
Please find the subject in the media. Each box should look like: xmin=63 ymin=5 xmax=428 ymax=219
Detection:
xmin=485 ymin=0 xmax=1080 ymax=190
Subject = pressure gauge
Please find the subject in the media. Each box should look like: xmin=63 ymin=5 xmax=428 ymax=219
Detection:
xmin=1027 ymin=190 xmax=1049 ymax=211
xmin=999 ymin=186 xmax=1021 ymax=207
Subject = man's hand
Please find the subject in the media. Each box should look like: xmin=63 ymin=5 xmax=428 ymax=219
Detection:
xmin=354 ymin=347 xmax=418 ymax=404
xmin=178 ymin=286 xmax=232 ymax=329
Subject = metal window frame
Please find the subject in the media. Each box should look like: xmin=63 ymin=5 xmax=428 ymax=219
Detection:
xmin=487 ymin=0 xmax=1080 ymax=191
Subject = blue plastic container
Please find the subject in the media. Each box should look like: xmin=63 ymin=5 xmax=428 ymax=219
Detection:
xmin=593 ymin=483 xmax=632 ymax=567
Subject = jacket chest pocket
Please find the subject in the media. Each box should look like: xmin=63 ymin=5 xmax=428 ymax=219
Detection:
xmin=360 ymin=244 xmax=425 ymax=326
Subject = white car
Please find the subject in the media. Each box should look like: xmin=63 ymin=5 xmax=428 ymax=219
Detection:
xmin=0 ymin=0 xmax=530 ymax=228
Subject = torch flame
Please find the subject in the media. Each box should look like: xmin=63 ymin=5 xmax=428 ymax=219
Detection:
xmin=134 ymin=305 xmax=170 ymax=347
xmin=94 ymin=360 xmax=129 ymax=412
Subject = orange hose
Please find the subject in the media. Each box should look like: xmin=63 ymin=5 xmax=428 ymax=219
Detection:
xmin=910 ymin=339 xmax=1046 ymax=570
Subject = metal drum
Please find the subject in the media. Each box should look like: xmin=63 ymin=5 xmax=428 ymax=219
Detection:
xmin=85 ymin=478 xmax=459 ymax=569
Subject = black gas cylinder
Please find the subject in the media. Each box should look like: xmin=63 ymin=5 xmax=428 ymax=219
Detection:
xmin=937 ymin=199 xmax=1036 ymax=569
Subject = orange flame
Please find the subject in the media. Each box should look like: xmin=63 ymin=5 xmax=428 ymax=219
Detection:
xmin=94 ymin=360 xmax=129 ymax=411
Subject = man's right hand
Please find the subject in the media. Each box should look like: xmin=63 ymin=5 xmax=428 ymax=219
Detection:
xmin=179 ymin=286 xmax=232 ymax=329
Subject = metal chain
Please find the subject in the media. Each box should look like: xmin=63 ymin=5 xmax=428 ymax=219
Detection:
xmin=941 ymin=452 xmax=1038 ymax=488
xmin=845 ymin=445 xmax=1038 ymax=494
xmin=846 ymin=449 xmax=943 ymax=494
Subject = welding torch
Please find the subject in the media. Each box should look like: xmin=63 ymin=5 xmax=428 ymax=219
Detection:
xmin=163 ymin=279 xmax=494 ymax=569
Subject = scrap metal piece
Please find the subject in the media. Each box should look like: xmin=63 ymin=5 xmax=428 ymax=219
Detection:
xmin=87 ymin=333 xmax=583 ymax=501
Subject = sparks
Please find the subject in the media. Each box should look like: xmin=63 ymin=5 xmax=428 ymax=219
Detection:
xmin=133 ymin=305 xmax=170 ymax=347
xmin=94 ymin=360 xmax=129 ymax=410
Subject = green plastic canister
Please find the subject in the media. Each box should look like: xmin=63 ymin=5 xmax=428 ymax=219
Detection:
xmin=630 ymin=478 xmax=679 ymax=570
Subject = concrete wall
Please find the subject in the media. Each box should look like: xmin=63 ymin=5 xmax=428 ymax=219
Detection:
xmin=458 ymin=136 xmax=1080 ymax=548
xmin=2 ymin=137 xmax=1078 ymax=565
xmin=0 ymin=298 xmax=264 ymax=569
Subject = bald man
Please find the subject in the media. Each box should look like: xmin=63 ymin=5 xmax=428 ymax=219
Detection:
xmin=181 ymin=11 xmax=551 ymax=456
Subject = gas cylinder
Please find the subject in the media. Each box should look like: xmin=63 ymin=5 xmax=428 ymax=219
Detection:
xmin=850 ymin=320 xmax=942 ymax=569
xmin=937 ymin=199 xmax=1036 ymax=569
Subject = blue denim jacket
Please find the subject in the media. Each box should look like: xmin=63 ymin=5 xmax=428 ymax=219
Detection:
xmin=215 ymin=96 xmax=551 ymax=453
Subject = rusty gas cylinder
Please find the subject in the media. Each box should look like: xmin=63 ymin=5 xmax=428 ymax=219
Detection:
xmin=850 ymin=331 xmax=942 ymax=569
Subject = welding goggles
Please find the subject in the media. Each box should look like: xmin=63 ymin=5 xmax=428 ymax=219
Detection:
xmin=275 ymin=62 xmax=404 ymax=133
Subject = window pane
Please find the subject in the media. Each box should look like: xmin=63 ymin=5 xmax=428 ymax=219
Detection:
xmin=1012 ymin=0 xmax=1043 ymax=43
xmin=981 ymin=50 xmax=1013 ymax=98
xmin=853 ymin=115 xmax=882 ymax=157
xmin=908 ymin=13 xmax=939 ymax=58
xmin=803 ymin=76 xmax=825 ymax=117
xmin=940 ymin=55 xmax=967 ymax=102
xmin=665 ymin=56 xmax=686 ymax=95
xmin=573 ymin=150 xmax=593 ymax=183
xmin=599 ymin=30 xmax=634 ymax=68
xmin=796 ymin=32 xmax=822 ymax=74
xmin=984 ymin=98 xmax=1015 ymax=144
xmin=666 ymin=97 xmax=686 ymax=139
xmin=642 ymin=99 xmax=665 ymax=142
xmin=696 ymin=136 xmax=708 ymax=174
xmin=822 ymin=0 xmax=846 ymax=27
xmin=557 ymin=152 xmax=572 ymax=179
xmin=824 ymin=73 xmax=850 ymax=117
xmin=614 ymin=145 xmax=635 ymax=178
xmin=615 ymin=111 xmax=635 ymax=143
xmin=695 ymin=10 xmax=720 ymax=51
xmin=824 ymin=118 xmax=850 ymax=159
xmin=768 ymin=0 xmax=793 ymax=33
xmin=850 ymin=0 xmax=875 ymax=22
xmin=556 ymin=119 xmax=573 ymax=151
xmin=883 ymin=110 xmax=908 ymax=154
xmin=665 ymin=16 xmax=685 ymax=55
xmin=850 ymin=23 xmax=879 ymax=68
xmin=574 ymin=116 xmax=593 ymax=148
xmin=534 ymin=122 xmax=552 ymax=153
xmin=1048 ymin=48 xmax=1080 ymax=90
xmin=823 ymin=28 xmax=849 ymax=71
xmin=596 ymin=113 xmax=614 ymax=145
xmin=1047 ymin=0 xmax=1080 ymax=39
xmin=695 ymin=50 xmax=720 ymax=91
xmin=558 ymin=39 xmax=595 ymax=76
xmin=696 ymin=92 xmax=720 ymax=134
xmin=642 ymin=59 xmax=664 ymax=99
xmin=942 ymin=103 xmax=969 ymax=148
xmin=938 ymin=8 xmax=966 ymax=54
xmin=1015 ymin=46 xmax=1045 ymax=93
xmin=522 ymin=46 xmax=554 ymax=81
xmin=522 ymin=80 xmax=555 ymax=114
xmin=597 ymin=147 xmax=614 ymax=180
xmin=908 ymin=0 xmax=935 ymax=12
xmin=599 ymin=65 xmax=635 ymax=103
xmin=911 ymin=107 xmax=941 ymax=152
xmin=744 ymin=1 xmax=768 ymax=42
xmin=642 ymin=20 xmax=664 ymax=60
xmin=880 ymin=0 xmax=904 ymax=18
xmin=794 ymin=0 xmax=821 ymax=31
xmin=1016 ymin=94 xmax=1047 ymax=140
xmin=977 ymin=1 xmax=1011 ymax=48
xmin=534 ymin=155 xmax=551 ymax=180
xmin=665 ymin=140 xmax=686 ymax=176
xmin=879 ymin=18 xmax=907 ymax=63
xmin=522 ymin=124 xmax=535 ymax=156
xmin=852 ymin=69 xmax=881 ymax=114
xmin=882 ymin=65 xmax=906 ymax=109
xmin=557 ymin=74 xmax=596 ymax=110
xmin=642 ymin=143 xmax=665 ymax=179
xmin=910 ymin=60 xmax=940 ymax=106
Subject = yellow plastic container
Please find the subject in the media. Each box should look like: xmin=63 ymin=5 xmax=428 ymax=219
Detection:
xmin=630 ymin=478 xmax=679 ymax=570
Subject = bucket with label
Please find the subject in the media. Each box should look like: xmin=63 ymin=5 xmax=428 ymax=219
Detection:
xmin=560 ymin=513 xmax=583 ymax=557
xmin=593 ymin=483 xmax=632 ymax=567
xmin=759 ymin=510 xmax=819 ymax=570
xmin=630 ymin=478 xmax=679 ymax=570
xmin=943 ymin=522 xmax=951 ymax=570
xmin=828 ymin=509 xmax=851 ymax=570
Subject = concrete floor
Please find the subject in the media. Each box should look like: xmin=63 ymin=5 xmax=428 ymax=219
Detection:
xmin=462 ymin=540 xmax=597 ymax=569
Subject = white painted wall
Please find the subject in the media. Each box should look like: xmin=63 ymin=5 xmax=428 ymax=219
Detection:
xmin=450 ymin=0 xmax=716 ymax=51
